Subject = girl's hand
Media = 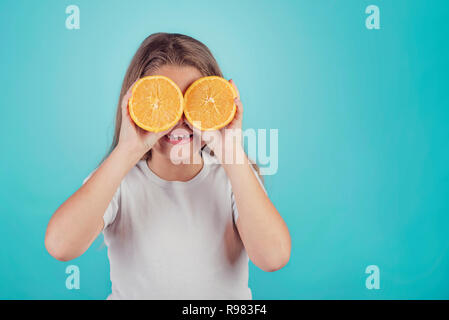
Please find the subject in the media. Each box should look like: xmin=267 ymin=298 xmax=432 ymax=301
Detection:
xmin=204 ymin=79 xmax=245 ymax=164
xmin=224 ymin=78 xmax=243 ymax=134
xmin=116 ymin=84 xmax=170 ymax=157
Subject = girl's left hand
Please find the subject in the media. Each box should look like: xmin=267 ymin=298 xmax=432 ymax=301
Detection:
xmin=203 ymin=79 xmax=245 ymax=164
xmin=225 ymin=79 xmax=243 ymax=132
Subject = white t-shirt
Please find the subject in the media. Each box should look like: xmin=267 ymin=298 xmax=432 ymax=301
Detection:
xmin=84 ymin=150 xmax=263 ymax=300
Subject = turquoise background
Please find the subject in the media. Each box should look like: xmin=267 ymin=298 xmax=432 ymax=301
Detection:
xmin=1 ymin=0 xmax=448 ymax=299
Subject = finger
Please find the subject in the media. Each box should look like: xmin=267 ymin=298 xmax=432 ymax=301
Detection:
xmin=229 ymin=79 xmax=240 ymax=99
xmin=121 ymin=101 xmax=130 ymax=124
xmin=149 ymin=123 xmax=176 ymax=140
xmin=155 ymin=127 xmax=172 ymax=138
xmin=121 ymin=88 xmax=133 ymax=111
xmin=202 ymin=129 xmax=221 ymax=144
xmin=234 ymin=97 xmax=243 ymax=120
xmin=121 ymin=81 xmax=138 ymax=118
xmin=121 ymin=97 xmax=132 ymax=123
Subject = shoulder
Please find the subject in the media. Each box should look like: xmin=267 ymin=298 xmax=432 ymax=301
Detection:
xmin=82 ymin=160 xmax=148 ymax=191
xmin=120 ymin=160 xmax=152 ymax=189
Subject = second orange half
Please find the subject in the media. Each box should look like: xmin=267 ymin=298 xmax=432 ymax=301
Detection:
xmin=183 ymin=76 xmax=237 ymax=131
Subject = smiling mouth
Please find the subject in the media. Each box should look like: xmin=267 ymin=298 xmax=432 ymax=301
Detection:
xmin=165 ymin=133 xmax=194 ymax=145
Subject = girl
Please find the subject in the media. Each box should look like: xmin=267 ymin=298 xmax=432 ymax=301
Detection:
xmin=45 ymin=33 xmax=291 ymax=300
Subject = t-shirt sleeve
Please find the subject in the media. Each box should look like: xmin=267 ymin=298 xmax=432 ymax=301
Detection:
xmin=83 ymin=171 xmax=121 ymax=230
xmin=231 ymin=165 xmax=266 ymax=224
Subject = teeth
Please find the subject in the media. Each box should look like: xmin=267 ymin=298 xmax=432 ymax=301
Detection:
xmin=168 ymin=134 xmax=191 ymax=140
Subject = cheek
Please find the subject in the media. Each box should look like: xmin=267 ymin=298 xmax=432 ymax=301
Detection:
xmin=152 ymin=139 xmax=172 ymax=155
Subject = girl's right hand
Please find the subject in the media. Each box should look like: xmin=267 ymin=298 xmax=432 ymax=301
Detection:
xmin=116 ymin=83 xmax=170 ymax=157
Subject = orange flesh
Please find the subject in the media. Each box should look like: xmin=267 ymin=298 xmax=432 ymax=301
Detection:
xmin=184 ymin=76 xmax=236 ymax=131
xmin=129 ymin=76 xmax=184 ymax=132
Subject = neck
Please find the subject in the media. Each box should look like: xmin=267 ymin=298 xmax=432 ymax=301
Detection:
xmin=147 ymin=150 xmax=204 ymax=182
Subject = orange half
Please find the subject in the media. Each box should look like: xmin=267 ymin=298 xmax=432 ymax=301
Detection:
xmin=183 ymin=76 xmax=237 ymax=131
xmin=129 ymin=76 xmax=184 ymax=132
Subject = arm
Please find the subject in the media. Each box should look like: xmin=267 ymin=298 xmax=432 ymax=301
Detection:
xmin=45 ymin=85 xmax=167 ymax=261
xmin=211 ymin=80 xmax=291 ymax=272
xmin=224 ymin=148 xmax=291 ymax=272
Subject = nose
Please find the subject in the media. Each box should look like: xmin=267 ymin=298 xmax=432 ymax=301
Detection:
xmin=173 ymin=114 xmax=188 ymax=128
xmin=176 ymin=114 xmax=184 ymax=126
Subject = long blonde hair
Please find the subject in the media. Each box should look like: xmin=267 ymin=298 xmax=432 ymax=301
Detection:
xmin=106 ymin=32 xmax=261 ymax=180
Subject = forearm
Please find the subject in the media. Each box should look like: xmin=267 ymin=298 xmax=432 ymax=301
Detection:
xmin=45 ymin=144 xmax=142 ymax=261
xmin=223 ymin=147 xmax=291 ymax=272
